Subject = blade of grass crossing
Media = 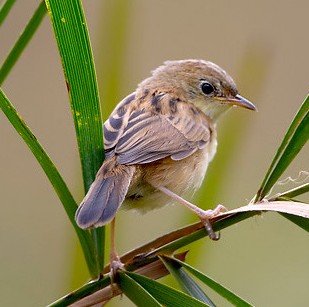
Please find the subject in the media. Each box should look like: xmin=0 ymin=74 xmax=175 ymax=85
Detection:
xmin=0 ymin=1 xmax=47 ymax=85
xmin=118 ymin=272 xmax=161 ymax=307
xmin=171 ymin=257 xmax=252 ymax=306
xmin=126 ymin=271 xmax=210 ymax=307
xmin=160 ymin=256 xmax=215 ymax=307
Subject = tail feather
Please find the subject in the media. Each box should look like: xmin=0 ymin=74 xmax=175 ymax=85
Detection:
xmin=75 ymin=160 xmax=135 ymax=229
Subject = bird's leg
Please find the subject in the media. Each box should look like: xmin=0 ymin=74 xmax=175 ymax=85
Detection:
xmin=109 ymin=217 xmax=124 ymax=281
xmin=154 ymin=185 xmax=226 ymax=240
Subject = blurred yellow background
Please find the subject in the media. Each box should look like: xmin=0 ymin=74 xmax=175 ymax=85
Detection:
xmin=0 ymin=1 xmax=308 ymax=306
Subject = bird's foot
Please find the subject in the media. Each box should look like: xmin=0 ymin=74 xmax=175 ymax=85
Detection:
xmin=109 ymin=255 xmax=124 ymax=291
xmin=150 ymin=185 xmax=227 ymax=240
xmin=197 ymin=205 xmax=227 ymax=240
xmin=109 ymin=255 xmax=125 ymax=280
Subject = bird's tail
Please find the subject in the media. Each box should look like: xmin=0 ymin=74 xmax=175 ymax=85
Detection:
xmin=75 ymin=158 xmax=135 ymax=229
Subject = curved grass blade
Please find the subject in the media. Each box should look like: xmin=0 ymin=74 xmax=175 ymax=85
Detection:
xmin=118 ymin=271 xmax=161 ymax=307
xmin=171 ymin=257 xmax=252 ymax=307
xmin=45 ymin=0 xmax=105 ymax=273
xmin=0 ymin=1 xmax=46 ymax=85
xmin=160 ymin=256 xmax=215 ymax=307
xmin=0 ymin=0 xmax=16 ymax=26
xmin=125 ymin=271 xmax=210 ymax=307
xmin=255 ymin=95 xmax=309 ymax=201
xmin=0 ymin=88 xmax=98 ymax=277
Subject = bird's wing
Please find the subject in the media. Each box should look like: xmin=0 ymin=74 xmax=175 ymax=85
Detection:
xmin=104 ymin=92 xmax=212 ymax=165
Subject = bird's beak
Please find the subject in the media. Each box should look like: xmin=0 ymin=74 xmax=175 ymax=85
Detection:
xmin=216 ymin=94 xmax=257 ymax=111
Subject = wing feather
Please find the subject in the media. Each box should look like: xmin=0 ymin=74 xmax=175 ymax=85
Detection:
xmin=75 ymin=161 xmax=135 ymax=228
xmin=104 ymin=92 xmax=212 ymax=165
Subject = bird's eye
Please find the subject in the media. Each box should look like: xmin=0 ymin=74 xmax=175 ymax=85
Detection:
xmin=201 ymin=82 xmax=214 ymax=96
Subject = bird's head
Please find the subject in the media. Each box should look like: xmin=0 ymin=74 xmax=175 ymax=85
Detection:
xmin=141 ymin=59 xmax=256 ymax=120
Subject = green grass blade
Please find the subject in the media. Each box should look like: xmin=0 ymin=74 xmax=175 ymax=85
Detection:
xmin=45 ymin=0 xmax=105 ymax=273
xmin=171 ymin=257 xmax=252 ymax=306
xmin=0 ymin=88 xmax=98 ymax=277
xmin=47 ymin=275 xmax=111 ymax=307
xmin=272 ymin=183 xmax=309 ymax=200
xmin=45 ymin=0 xmax=104 ymax=190
xmin=160 ymin=256 xmax=215 ymax=307
xmin=280 ymin=213 xmax=309 ymax=232
xmin=0 ymin=1 xmax=46 ymax=85
xmin=126 ymin=271 xmax=210 ymax=307
xmin=118 ymin=271 xmax=162 ymax=307
xmin=255 ymin=95 xmax=309 ymax=201
xmin=0 ymin=0 xmax=16 ymax=26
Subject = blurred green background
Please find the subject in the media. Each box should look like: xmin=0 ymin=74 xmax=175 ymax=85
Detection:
xmin=0 ymin=0 xmax=308 ymax=306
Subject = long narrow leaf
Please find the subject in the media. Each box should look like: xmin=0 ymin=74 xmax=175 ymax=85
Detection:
xmin=118 ymin=271 xmax=161 ymax=307
xmin=0 ymin=88 xmax=98 ymax=277
xmin=45 ymin=0 xmax=104 ymax=190
xmin=280 ymin=213 xmax=309 ymax=232
xmin=256 ymin=95 xmax=309 ymax=201
xmin=171 ymin=257 xmax=252 ymax=306
xmin=47 ymin=275 xmax=111 ymax=307
xmin=126 ymin=271 xmax=210 ymax=307
xmin=0 ymin=0 xmax=16 ymax=26
xmin=160 ymin=256 xmax=215 ymax=307
xmin=271 ymin=182 xmax=309 ymax=200
xmin=45 ymin=0 xmax=105 ymax=273
xmin=0 ymin=1 xmax=46 ymax=85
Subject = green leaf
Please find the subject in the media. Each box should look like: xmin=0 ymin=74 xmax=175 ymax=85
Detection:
xmin=160 ymin=256 xmax=215 ymax=307
xmin=45 ymin=0 xmax=104 ymax=189
xmin=272 ymin=183 xmax=309 ymax=200
xmin=45 ymin=0 xmax=105 ymax=273
xmin=0 ymin=0 xmax=16 ymax=26
xmin=171 ymin=257 xmax=252 ymax=307
xmin=47 ymin=275 xmax=111 ymax=307
xmin=126 ymin=271 xmax=210 ymax=307
xmin=0 ymin=1 xmax=46 ymax=85
xmin=0 ymin=88 xmax=98 ymax=277
xmin=255 ymin=95 xmax=309 ymax=201
xmin=280 ymin=213 xmax=309 ymax=232
xmin=118 ymin=271 xmax=161 ymax=307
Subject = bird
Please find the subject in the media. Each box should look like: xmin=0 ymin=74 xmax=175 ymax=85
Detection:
xmin=75 ymin=59 xmax=256 ymax=267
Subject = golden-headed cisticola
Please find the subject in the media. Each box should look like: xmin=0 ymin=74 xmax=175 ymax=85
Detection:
xmin=75 ymin=59 xmax=256 ymax=260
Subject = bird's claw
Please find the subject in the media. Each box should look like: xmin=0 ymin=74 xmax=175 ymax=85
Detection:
xmin=199 ymin=205 xmax=227 ymax=241
xmin=109 ymin=257 xmax=125 ymax=285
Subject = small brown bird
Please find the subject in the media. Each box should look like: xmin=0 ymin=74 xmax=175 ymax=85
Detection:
xmin=75 ymin=59 xmax=256 ymax=264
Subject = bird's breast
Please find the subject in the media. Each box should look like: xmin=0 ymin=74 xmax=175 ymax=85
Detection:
xmin=123 ymin=136 xmax=217 ymax=213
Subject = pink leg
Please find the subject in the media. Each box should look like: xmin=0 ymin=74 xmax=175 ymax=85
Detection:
xmin=154 ymin=185 xmax=226 ymax=240
xmin=110 ymin=218 xmax=124 ymax=279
